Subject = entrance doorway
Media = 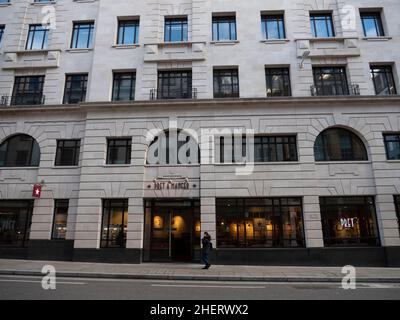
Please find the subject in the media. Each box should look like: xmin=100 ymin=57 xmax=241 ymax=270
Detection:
xmin=143 ymin=199 xmax=200 ymax=262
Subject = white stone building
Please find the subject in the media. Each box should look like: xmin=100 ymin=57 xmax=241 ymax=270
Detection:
xmin=0 ymin=0 xmax=399 ymax=266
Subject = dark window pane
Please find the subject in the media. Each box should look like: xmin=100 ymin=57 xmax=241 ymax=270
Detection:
xmin=265 ymin=68 xmax=291 ymax=96
xmin=101 ymin=199 xmax=128 ymax=248
xmin=55 ymin=140 xmax=80 ymax=166
xmin=383 ymin=134 xmax=400 ymax=160
xmin=313 ymin=67 xmax=349 ymax=96
xmin=112 ymin=72 xmax=136 ymax=101
xmin=157 ymin=70 xmax=192 ymax=99
xmin=0 ymin=134 xmax=40 ymax=167
xmin=106 ymin=138 xmax=131 ymax=164
xmin=51 ymin=200 xmax=69 ymax=239
xmin=213 ymin=69 xmax=239 ymax=98
xmin=11 ymin=76 xmax=45 ymax=105
xmin=370 ymin=65 xmax=397 ymax=95
xmin=63 ymin=74 xmax=88 ymax=104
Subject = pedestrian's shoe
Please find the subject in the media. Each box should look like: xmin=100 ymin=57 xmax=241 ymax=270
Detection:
xmin=206 ymin=264 xmax=211 ymax=269
xmin=202 ymin=266 xmax=208 ymax=269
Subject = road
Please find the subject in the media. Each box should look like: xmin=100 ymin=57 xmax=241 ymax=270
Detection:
xmin=0 ymin=275 xmax=399 ymax=300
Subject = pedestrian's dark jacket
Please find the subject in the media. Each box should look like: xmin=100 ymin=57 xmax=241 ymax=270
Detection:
xmin=202 ymin=235 xmax=212 ymax=254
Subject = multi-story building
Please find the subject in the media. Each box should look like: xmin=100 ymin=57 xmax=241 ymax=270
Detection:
xmin=0 ymin=0 xmax=399 ymax=266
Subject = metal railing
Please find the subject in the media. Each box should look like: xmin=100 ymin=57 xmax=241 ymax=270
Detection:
xmin=0 ymin=94 xmax=46 ymax=107
xmin=310 ymin=83 xmax=360 ymax=97
xmin=150 ymin=88 xmax=197 ymax=100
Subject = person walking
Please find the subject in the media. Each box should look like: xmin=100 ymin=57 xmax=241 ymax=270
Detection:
xmin=201 ymin=232 xmax=212 ymax=269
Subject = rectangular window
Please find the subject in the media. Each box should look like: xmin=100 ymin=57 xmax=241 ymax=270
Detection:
xmin=310 ymin=13 xmax=335 ymax=37
xmin=101 ymin=199 xmax=128 ymax=248
xmin=164 ymin=17 xmax=188 ymax=42
xmin=106 ymin=138 xmax=132 ymax=165
xmin=216 ymin=198 xmax=305 ymax=248
xmin=157 ymin=70 xmax=192 ymax=99
xmin=361 ymin=11 xmax=384 ymax=37
xmin=254 ymin=135 xmax=298 ymax=162
xmin=261 ymin=14 xmax=285 ymax=39
xmin=117 ymin=19 xmax=139 ymax=45
xmin=313 ymin=67 xmax=349 ymax=96
xmin=112 ymin=72 xmax=136 ymax=101
xmin=63 ymin=74 xmax=88 ymax=104
xmin=11 ymin=76 xmax=45 ymax=105
xmin=51 ymin=200 xmax=69 ymax=240
xmin=395 ymin=196 xmax=400 ymax=233
xmin=71 ymin=22 xmax=94 ymax=49
xmin=213 ymin=68 xmax=239 ymax=98
xmin=212 ymin=15 xmax=237 ymax=41
xmin=320 ymin=197 xmax=380 ymax=247
xmin=26 ymin=24 xmax=49 ymax=50
xmin=265 ymin=68 xmax=291 ymax=97
xmin=370 ymin=65 xmax=397 ymax=95
xmin=0 ymin=25 xmax=5 ymax=46
xmin=0 ymin=200 xmax=33 ymax=247
xmin=383 ymin=133 xmax=400 ymax=160
xmin=55 ymin=139 xmax=80 ymax=166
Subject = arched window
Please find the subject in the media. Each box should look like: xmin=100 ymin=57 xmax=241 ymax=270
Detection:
xmin=314 ymin=128 xmax=367 ymax=161
xmin=0 ymin=134 xmax=40 ymax=167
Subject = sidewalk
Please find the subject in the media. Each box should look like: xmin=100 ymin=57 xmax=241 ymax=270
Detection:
xmin=1 ymin=259 xmax=400 ymax=283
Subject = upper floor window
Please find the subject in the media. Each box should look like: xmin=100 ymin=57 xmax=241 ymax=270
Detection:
xmin=212 ymin=15 xmax=236 ymax=41
xmin=360 ymin=11 xmax=384 ymax=37
xmin=164 ymin=17 xmax=188 ymax=42
xmin=383 ymin=133 xmax=400 ymax=160
xmin=0 ymin=0 xmax=10 ymax=3
xmin=55 ymin=139 xmax=80 ymax=166
xmin=310 ymin=13 xmax=334 ymax=37
xmin=51 ymin=200 xmax=69 ymax=240
xmin=11 ymin=75 xmax=45 ymax=105
xmin=106 ymin=138 xmax=131 ymax=165
xmin=312 ymin=67 xmax=349 ymax=96
xmin=157 ymin=70 xmax=192 ymax=99
xmin=254 ymin=135 xmax=297 ymax=162
xmin=26 ymin=24 xmax=49 ymax=50
xmin=0 ymin=134 xmax=40 ymax=167
xmin=213 ymin=68 xmax=239 ymax=98
xmin=117 ymin=19 xmax=139 ymax=45
xmin=314 ymin=127 xmax=368 ymax=161
xmin=63 ymin=74 xmax=88 ymax=104
xmin=265 ymin=67 xmax=291 ymax=97
xmin=370 ymin=65 xmax=397 ymax=95
xmin=112 ymin=72 xmax=136 ymax=101
xmin=0 ymin=25 xmax=5 ymax=46
xmin=71 ymin=22 xmax=94 ymax=49
xmin=261 ymin=14 xmax=285 ymax=39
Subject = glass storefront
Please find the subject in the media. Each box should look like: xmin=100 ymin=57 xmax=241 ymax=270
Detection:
xmin=0 ymin=200 xmax=33 ymax=247
xmin=320 ymin=196 xmax=380 ymax=247
xmin=216 ymin=198 xmax=305 ymax=248
xmin=101 ymin=199 xmax=128 ymax=248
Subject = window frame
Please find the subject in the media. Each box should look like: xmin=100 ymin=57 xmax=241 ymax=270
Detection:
xmin=11 ymin=75 xmax=45 ymax=105
xmin=51 ymin=199 xmax=69 ymax=240
xmin=164 ymin=17 xmax=188 ymax=42
xmin=261 ymin=14 xmax=285 ymax=39
xmin=394 ymin=195 xmax=400 ymax=234
xmin=360 ymin=11 xmax=385 ymax=37
xmin=310 ymin=13 xmax=335 ymax=38
xmin=0 ymin=134 xmax=40 ymax=168
xmin=106 ymin=138 xmax=132 ymax=165
xmin=312 ymin=66 xmax=349 ymax=96
xmin=213 ymin=68 xmax=239 ymax=98
xmin=25 ymin=24 xmax=49 ymax=50
xmin=63 ymin=73 xmax=88 ymax=104
xmin=55 ymin=139 xmax=81 ymax=166
xmin=112 ymin=72 xmax=136 ymax=101
xmin=265 ymin=67 xmax=291 ymax=97
xmin=100 ymin=199 xmax=128 ymax=248
xmin=157 ymin=70 xmax=192 ymax=99
xmin=0 ymin=25 xmax=5 ymax=46
xmin=370 ymin=65 xmax=397 ymax=95
xmin=383 ymin=133 xmax=400 ymax=160
xmin=70 ymin=21 xmax=94 ymax=49
xmin=212 ymin=15 xmax=237 ymax=41
xmin=117 ymin=19 xmax=139 ymax=45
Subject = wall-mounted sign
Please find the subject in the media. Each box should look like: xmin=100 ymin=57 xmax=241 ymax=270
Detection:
xmin=340 ymin=217 xmax=357 ymax=229
xmin=32 ymin=184 xmax=42 ymax=198
xmin=153 ymin=178 xmax=190 ymax=190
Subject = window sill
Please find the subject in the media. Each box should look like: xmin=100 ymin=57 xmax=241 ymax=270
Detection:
xmin=30 ymin=1 xmax=56 ymax=6
xmin=65 ymin=48 xmax=93 ymax=53
xmin=0 ymin=166 xmax=39 ymax=170
xmin=260 ymin=39 xmax=290 ymax=44
xmin=315 ymin=161 xmax=371 ymax=165
xmin=214 ymin=161 xmax=300 ymax=166
xmin=144 ymin=164 xmax=200 ymax=167
xmin=0 ymin=3 xmax=12 ymax=7
xmin=103 ymin=164 xmax=131 ymax=167
xmin=52 ymin=165 xmax=80 ymax=169
xmin=387 ymin=160 xmax=400 ymax=163
xmin=362 ymin=36 xmax=392 ymax=41
xmin=210 ymin=40 xmax=239 ymax=45
xmin=112 ymin=44 xmax=140 ymax=49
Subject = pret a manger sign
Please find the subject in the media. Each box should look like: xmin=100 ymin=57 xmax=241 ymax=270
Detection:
xmin=153 ymin=178 xmax=190 ymax=190
xmin=341 ymin=217 xmax=357 ymax=228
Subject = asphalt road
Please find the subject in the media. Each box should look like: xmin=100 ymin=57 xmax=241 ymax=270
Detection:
xmin=0 ymin=275 xmax=399 ymax=300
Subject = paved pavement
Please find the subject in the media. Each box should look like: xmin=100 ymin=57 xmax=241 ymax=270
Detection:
xmin=0 ymin=259 xmax=400 ymax=282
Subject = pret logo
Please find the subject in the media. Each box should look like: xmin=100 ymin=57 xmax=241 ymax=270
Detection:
xmin=32 ymin=184 xmax=42 ymax=198
xmin=340 ymin=217 xmax=357 ymax=228
xmin=152 ymin=177 xmax=191 ymax=190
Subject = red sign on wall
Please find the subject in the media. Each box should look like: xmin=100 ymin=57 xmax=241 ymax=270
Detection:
xmin=32 ymin=184 xmax=42 ymax=198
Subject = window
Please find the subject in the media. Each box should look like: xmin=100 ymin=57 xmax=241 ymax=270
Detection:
xmin=312 ymin=67 xmax=349 ymax=96
xmin=51 ymin=200 xmax=69 ymax=240
xmin=254 ymin=135 xmax=297 ymax=162
xmin=213 ymin=68 xmax=239 ymax=98
xmin=361 ymin=12 xmax=384 ymax=37
xmin=370 ymin=65 xmax=397 ymax=95
xmin=0 ymin=25 xmax=4 ymax=46
xmin=216 ymin=198 xmax=305 ymax=248
xmin=106 ymin=138 xmax=131 ymax=165
xmin=26 ymin=24 xmax=49 ymax=50
xmin=63 ymin=74 xmax=88 ymax=104
xmin=11 ymin=75 xmax=45 ymax=105
xmin=0 ymin=200 xmax=33 ymax=247
xmin=0 ymin=134 xmax=40 ymax=167
xmin=71 ymin=22 xmax=94 ymax=49
xmin=383 ymin=133 xmax=400 ymax=160
xmin=157 ymin=70 xmax=192 ymax=99
xmin=394 ymin=196 xmax=400 ymax=233
xmin=212 ymin=15 xmax=236 ymax=41
xmin=55 ymin=139 xmax=80 ymax=166
xmin=117 ymin=19 xmax=139 ymax=45
xmin=265 ymin=68 xmax=291 ymax=97
xmin=101 ymin=199 xmax=128 ymax=248
xmin=310 ymin=13 xmax=334 ymax=37
xmin=261 ymin=14 xmax=285 ymax=39
xmin=314 ymin=128 xmax=368 ymax=161
xmin=320 ymin=197 xmax=380 ymax=247
xmin=0 ymin=0 xmax=10 ymax=3
xmin=164 ymin=17 xmax=188 ymax=42
xmin=112 ymin=72 xmax=136 ymax=101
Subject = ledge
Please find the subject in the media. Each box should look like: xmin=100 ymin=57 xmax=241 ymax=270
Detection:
xmin=362 ymin=36 xmax=392 ymax=41
xmin=30 ymin=1 xmax=56 ymax=5
xmin=112 ymin=44 xmax=140 ymax=49
xmin=0 ymin=3 xmax=12 ymax=7
xmin=210 ymin=40 xmax=239 ymax=45
xmin=314 ymin=161 xmax=371 ymax=165
xmin=296 ymin=36 xmax=359 ymax=42
xmin=65 ymin=48 xmax=93 ymax=53
xmin=260 ymin=39 xmax=290 ymax=44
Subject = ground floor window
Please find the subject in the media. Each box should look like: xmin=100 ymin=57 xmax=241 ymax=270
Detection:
xmin=216 ymin=198 xmax=305 ymax=248
xmin=395 ymin=195 xmax=400 ymax=233
xmin=0 ymin=200 xmax=33 ymax=247
xmin=320 ymin=196 xmax=380 ymax=247
xmin=51 ymin=200 xmax=69 ymax=240
xmin=101 ymin=199 xmax=128 ymax=248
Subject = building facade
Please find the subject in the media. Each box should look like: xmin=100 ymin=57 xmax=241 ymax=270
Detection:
xmin=0 ymin=0 xmax=400 ymax=266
